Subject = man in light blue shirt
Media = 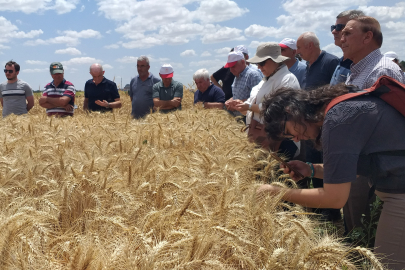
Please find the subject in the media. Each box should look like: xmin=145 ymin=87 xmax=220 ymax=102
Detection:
xmin=224 ymin=51 xmax=263 ymax=117
xmin=279 ymin=38 xmax=306 ymax=88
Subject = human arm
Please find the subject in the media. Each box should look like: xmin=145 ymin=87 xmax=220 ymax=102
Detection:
xmin=39 ymin=95 xmax=71 ymax=108
xmin=257 ymin=182 xmax=351 ymax=209
xmin=26 ymin=95 xmax=34 ymax=111
xmin=0 ymin=98 xmax=3 ymax=107
xmin=153 ymin=97 xmax=181 ymax=110
xmin=24 ymin=83 xmax=34 ymax=111
xmin=83 ymin=98 xmax=89 ymax=111
xmin=204 ymin=102 xmax=224 ymax=109
xmin=281 ymin=160 xmax=324 ymax=182
xmin=95 ymin=98 xmax=122 ymax=109
xmin=210 ymin=74 xmax=222 ymax=89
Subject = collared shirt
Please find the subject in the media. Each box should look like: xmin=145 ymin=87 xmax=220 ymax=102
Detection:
xmin=194 ymin=84 xmax=225 ymax=104
xmin=43 ymin=79 xmax=75 ymax=116
xmin=129 ymin=73 xmax=161 ymax=118
xmin=152 ymin=79 xmax=183 ymax=113
xmin=303 ymin=50 xmax=339 ymax=90
xmin=289 ymin=60 xmax=306 ymax=88
xmin=84 ymin=77 xmax=120 ymax=112
xmin=330 ymin=57 xmax=353 ymax=86
xmin=231 ymin=66 xmax=263 ymax=100
xmin=0 ymin=79 xmax=33 ymax=117
xmin=346 ymin=49 xmax=405 ymax=89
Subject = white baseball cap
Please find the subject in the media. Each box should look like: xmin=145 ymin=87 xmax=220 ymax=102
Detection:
xmin=279 ymin=38 xmax=297 ymax=50
xmin=224 ymin=51 xmax=244 ymax=68
xmin=384 ymin=51 xmax=398 ymax=61
xmin=159 ymin=64 xmax=174 ymax=78
xmin=234 ymin=45 xmax=249 ymax=55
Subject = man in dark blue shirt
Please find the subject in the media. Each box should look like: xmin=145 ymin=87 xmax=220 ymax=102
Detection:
xmin=193 ymin=68 xmax=225 ymax=109
xmin=83 ymin=63 xmax=121 ymax=112
xmin=296 ymin=32 xmax=339 ymax=90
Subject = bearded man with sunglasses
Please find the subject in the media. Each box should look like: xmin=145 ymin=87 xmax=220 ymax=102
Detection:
xmin=0 ymin=61 xmax=34 ymax=117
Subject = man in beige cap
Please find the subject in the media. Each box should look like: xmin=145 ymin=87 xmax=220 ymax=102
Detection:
xmin=233 ymin=42 xmax=300 ymax=155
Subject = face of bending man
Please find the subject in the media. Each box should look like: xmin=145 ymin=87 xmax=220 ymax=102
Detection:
xmin=90 ymin=64 xmax=105 ymax=85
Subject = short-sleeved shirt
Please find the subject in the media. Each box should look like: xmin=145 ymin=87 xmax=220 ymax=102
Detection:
xmin=330 ymin=57 xmax=352 ymax=86
xmin=84 ymin=77 xmax=120 ymax=112
xmin=212 ymin=67 xmax=235 ymax=101
xmin=303 ymin=50 xmax=339 ymax=90
xmin=43 ymin=79 xmax=76 ymax=116
xmin=193 ymin=84 xmax=225 ymax=104
xmin=322 ymin=96 xmax=405 ymax=193
xmin=232 ymin=66 xmax=263 ymax=100
xmin=152 ymin=79 xmax=183 ymax=113
xmin=0 ymin=79 xmax=33 ymax=117
xmin=129 ymin=73 xmax=161 ymax=118
xmin=289 ymin=60 xmax=307 ymax=88
xmin=346 ymin=49 xmax=405 ymax=89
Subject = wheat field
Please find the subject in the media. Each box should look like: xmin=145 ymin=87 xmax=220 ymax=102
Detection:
xmin=0 ymin=88 xmax=384 ymax=269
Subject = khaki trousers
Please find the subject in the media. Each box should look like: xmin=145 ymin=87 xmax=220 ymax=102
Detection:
xmin=374 ymin=190 xmax=405 ymax=270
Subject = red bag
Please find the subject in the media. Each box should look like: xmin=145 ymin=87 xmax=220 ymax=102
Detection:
xmin=325 ymin=75 xmax=405 ymax=116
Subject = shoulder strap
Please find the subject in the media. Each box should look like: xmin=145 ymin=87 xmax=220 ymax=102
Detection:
xmin=324 ymin=90 xmax=370 ymax=114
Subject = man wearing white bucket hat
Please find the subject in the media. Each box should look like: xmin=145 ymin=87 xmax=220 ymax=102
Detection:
xmin=152 ymin=64 xmax=183 ymax=113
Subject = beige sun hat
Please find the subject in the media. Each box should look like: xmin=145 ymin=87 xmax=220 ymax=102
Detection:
xmin=247 ymin=42 xmax=290 ymax=64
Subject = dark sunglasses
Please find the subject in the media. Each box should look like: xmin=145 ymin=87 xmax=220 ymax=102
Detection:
xmin=4 ymin=69 xmax=14 ymax=74
xmin=257 ymin=59 xmax=269 ymax=67
xmin=331 ymin=24 xmax=346 ymax=32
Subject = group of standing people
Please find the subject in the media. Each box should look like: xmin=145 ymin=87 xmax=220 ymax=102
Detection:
xmin=1 ymin=9 xmax=405 ymax=269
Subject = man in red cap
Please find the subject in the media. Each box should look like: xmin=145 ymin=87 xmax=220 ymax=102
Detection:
xmin=152 ymin=64 xmax=183 ymax=113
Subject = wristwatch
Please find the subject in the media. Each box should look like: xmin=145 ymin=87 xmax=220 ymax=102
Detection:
xmin=202 ymin=101 xmax=205 ymax=108
xmin=248 ymin=103 xmax=252 ymax=111
xmin=106 ymin=103 xmax=110 ymax=109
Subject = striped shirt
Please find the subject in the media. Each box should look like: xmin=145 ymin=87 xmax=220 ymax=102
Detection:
xmin=0 ymin=79 xmax=33 ymax=117
xmin=232 ymin=66 xmax=263 ymax=100
xmin=43 ymin=79 xmax=76 ymax=116
xmin=346 ymin=49 xmax=405 ymax=89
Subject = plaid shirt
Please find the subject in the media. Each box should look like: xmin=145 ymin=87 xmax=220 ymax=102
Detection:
xmin=346 ymin=49 xmax=405 ymax=89
xmin=232 ymin=65 xmax=263 ymax=100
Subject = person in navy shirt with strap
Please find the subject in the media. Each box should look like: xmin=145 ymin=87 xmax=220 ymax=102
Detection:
xmin=83 ymin=63 xmax=121 ymax=112
xmin=193 ymin=68 xmax=225 ymax=109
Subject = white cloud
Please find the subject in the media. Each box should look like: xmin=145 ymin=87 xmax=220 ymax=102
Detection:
xmin=97 ymin=0 xmax=249 ymax=48
xmin=104 ymin=44 xmax=120 ymax=49
xmin=103 ymin=64 xmax=113 ymax=69
xmin=55 ymin=47 xmax=82 ymax=55
xmin=80 ymin=5 xmax=85 ymax=12
xmin=122 ymin=37 xmax=164 ymax=49
xmin=201 ymin=51 xmax=212 ymax=57
xmin=0 ymin=17 xmax=43 ymax=44
xmin=202 ymin=27 xmax=245 ymax=43
xmin=248 ymin=41 xmax=262 ymax=48
xmin=180 ymin=49 xmax=196 ymax=57
xmin=116 ymin=56 xmax=138 ymax=63
xmin=215 ymin=47 xmax=232 ymax=55
xmin=0 ymin=0 xmax=80 ymax=14
xmin=25 ymin=60 xmax=47 ymax=65
xmin=322 ymin=43 xmax=342 ymax=58
xmin=24 ymin=29 xmax=102 ymax=46
xmin=62 ymin=57 xmax=102 ymax=66
xmin=23 ymin=68 xmax=48 ymax=73
xmin=16 ymin=19 xmax=22 ymax=24
xmin=196 ymin=0 xmax=248 ymax=23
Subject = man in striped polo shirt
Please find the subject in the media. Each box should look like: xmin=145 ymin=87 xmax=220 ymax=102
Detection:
xmin=39 ymin=62 xmax=76 ymax=117
xmin=0 ymin=61 xmax=34 ymax=117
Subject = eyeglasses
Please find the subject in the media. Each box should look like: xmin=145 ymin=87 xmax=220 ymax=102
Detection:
xmin=282 ymin=114 xmax=295 ymax=139
xmin=331 ymin=24 xmax=346 ymax=32
xmin=4 ymin=69 xmax=14 ymax=74
xmin=257 ymin=59 xmax=269 ymax=67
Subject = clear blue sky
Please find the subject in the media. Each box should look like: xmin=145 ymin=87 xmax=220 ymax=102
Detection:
xmin=0 ymin=0 xmax=404 ymax=90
